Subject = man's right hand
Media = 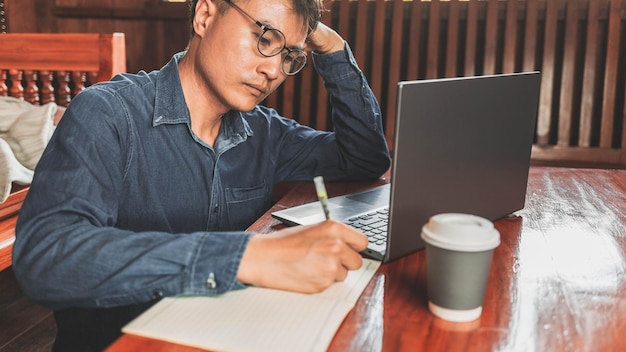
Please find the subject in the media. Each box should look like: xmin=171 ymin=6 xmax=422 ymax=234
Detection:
xmin=237 ymin=220 xmax=368 ymax=293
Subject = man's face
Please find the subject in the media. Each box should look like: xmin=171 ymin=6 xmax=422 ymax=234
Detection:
xmin=197 ymin=0 xmax=308 ymax=113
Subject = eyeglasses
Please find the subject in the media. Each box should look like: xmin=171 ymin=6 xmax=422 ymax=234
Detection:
xmin=223 ymin=0 xmax=307 ymax=75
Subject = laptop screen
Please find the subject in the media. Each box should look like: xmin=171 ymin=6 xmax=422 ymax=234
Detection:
xmin=273 ymin=72 xmax=541 ymax=262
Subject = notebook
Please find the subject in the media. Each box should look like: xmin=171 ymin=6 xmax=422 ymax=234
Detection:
xmin=272 ymin=72 xmax=541 ymax=262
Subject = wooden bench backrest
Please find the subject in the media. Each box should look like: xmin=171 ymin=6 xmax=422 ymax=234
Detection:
xmin=0 ymin=32 xmax=126 ymax=106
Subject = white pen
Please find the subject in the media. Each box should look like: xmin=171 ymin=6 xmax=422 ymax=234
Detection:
xmin=313 ymin=176 xmax=332 ymax=220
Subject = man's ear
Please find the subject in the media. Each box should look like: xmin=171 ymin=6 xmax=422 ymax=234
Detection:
xmin=193 ymin=0 xmax=218 ymax=37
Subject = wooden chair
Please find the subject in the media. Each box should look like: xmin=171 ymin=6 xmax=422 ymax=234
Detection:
xmin=0 ymin=33 xmax=126 ymax=105
xmin=0 ymin=32 xmax=127 ymax=271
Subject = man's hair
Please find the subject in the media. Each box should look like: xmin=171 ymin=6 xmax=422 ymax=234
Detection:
xmin=189 ymin=0 xmax=323 ymax=37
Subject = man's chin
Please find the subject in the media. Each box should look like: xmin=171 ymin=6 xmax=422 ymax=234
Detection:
xmin=238 ymin=104 xmax=258 ymax=113
xmin=239 ymin=99 xmax=265 ymax=112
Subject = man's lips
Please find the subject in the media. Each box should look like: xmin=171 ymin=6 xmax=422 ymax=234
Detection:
xmin=246 ymin=83 xmax=267 ymax=98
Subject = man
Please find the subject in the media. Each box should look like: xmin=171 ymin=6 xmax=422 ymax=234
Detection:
xmin=12 ymin=0 xmax=390 ymax=350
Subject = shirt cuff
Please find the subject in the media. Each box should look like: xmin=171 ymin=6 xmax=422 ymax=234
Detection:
xmin=311 ymin=41 xmax=362 ymax=81
xmin=184 ymin=231 xmax=253 ymax=296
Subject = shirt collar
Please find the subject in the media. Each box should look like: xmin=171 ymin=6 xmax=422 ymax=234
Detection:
xmin=153 ymin=52 xmax=189 ymax=126
xmin=152 ymin=51 xmax=254 ymax=141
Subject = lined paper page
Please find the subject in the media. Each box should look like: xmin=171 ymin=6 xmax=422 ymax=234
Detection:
xmin=122 ymin=259 xmax=381 ymax=352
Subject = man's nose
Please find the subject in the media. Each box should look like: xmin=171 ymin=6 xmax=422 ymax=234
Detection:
xmin=258 ymin=54 xmax=283 ymax=79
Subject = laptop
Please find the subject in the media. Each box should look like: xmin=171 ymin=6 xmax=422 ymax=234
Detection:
xmin=272 ymin=72 xmax=541 ymax=262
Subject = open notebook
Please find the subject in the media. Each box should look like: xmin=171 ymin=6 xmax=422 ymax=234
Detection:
xmin=122 ymin=259 xmax=380 ymax=352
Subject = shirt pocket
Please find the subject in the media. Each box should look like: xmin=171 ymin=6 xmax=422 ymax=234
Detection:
xmin=225 ymin=181 xmax=271 ymax=230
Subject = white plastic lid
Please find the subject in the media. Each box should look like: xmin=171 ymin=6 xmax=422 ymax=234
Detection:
xmin=428 ymin=302 xmax=482 ymax=322
xmin=420 ymin=213 xmax=500 ymax=252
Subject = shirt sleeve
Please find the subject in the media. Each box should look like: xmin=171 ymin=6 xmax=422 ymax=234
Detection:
xmin=12 ymin=88 xmax=250 ymax=310
xmin=274 ymin=42 xmax=391 ymax=182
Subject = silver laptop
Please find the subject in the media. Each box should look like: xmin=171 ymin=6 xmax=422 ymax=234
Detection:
xmin=272 ymin=72 xmax=541 ymax=262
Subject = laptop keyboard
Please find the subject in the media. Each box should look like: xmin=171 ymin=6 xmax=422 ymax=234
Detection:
xmin=344 ymin=208 xmax=389 ymax=246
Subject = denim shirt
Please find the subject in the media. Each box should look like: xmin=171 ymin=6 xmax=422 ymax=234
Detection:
xmin=13 ymin=44 xmax=390 ymax=310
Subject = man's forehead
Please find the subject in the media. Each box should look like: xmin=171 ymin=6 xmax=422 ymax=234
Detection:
xmin=241 ymin=0 xmax=309 ymax=43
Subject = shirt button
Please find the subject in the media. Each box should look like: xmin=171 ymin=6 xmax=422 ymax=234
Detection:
xmin=206 ymin=272 xmax=216 ymax=289
xmin=152 ymin=290 xmax=164 ymax=299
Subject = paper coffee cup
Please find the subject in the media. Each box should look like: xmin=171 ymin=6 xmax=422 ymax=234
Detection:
xmin=421 ymin=213 xmax=500 ymax=322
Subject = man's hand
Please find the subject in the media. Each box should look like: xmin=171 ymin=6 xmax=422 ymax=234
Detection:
xmin=305 ymin=22 xmax=345 ymax=54
xmin=237 ymin=220 xmax=369 ymax=293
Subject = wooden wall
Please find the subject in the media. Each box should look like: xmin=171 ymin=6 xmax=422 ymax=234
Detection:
xmin=265 ymin=0 xmax=626 ymax=168
xmin=4 ymin=0 xmax=626 ymax=168
xmin=4 ymin=0 xmax=191 ymax=74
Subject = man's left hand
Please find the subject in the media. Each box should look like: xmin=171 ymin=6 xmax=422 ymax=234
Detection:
xmin=305 ymin=22 xmax=345 ymax=54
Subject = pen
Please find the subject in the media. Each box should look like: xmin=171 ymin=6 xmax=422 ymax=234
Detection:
xmin=313 ymin=176 xmax=332 ymax=220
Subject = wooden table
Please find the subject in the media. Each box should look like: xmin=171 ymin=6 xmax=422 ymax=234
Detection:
xmin=107 ymin=167 xmax=626 ymax=351
xmin=0 ymin=186 xmax=28 ymax=272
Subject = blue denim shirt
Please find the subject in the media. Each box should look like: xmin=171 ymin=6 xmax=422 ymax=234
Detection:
xmin=13 ymin=44 xmax=390 ymax=310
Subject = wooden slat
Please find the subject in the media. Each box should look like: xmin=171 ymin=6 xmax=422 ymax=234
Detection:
xmin=600 ymin=0 xmax=622 ymax=148
xmin=354 ymin=0 xmax=369 ymax=75
xmin=281 ymin=75 xmax=296 ymax=120
xmin=425 ymin=0 xmax=441 ymax=79
xmin=385 ymin=0 xmax=406 ymax=146
xmin=483 ymin=0 xmax=499 ymax=75
xmin=406 ymin=0 xmax=422 ymax=80
xmin=0 ymin=216 xmax=17 ymax=272
xmin=557 ymin=0 xmax=579 ymax=147
xmin=336 ymin=0 xmax=351 ymax=41
xmin=622 ymin=82 xmax=626 ymax=165
xmin=522 ymin=0 xmax=538 ymax=71
xmin=314 ymin=74 xmax=328 ymax=131
xmin=98 ymin=32 xmax=126 ymax=82
xmin=296 ymin=66 xmax=313 ymax=128
xmin=264 ymin=86 xmax=278 ymax=111
xmin=531 ymin=145 xmax=623 ymax=165
xmin=315 ymin=7 xmax=334 ymax=131
xmin=623 ymin=15 xmax=626 ymax=166
xmin=464 ymin=0 xmax=478 ymax=76
xmin=0 ymin=0 xmax=7 ymax=33
xmin=578 ymin=0 xmax=600 ymax=147
xmin=0 ymin=187 xmax=27 ymax=222
xmin=370 ymin=0 xmax=386 ymax=102
xmin=502 ymin=0 xmax=518 ymax=73
xmin=445 ymin=0 xmax=460 ymax=78
xmin=536 ymin=0 xmax=560 ymax=145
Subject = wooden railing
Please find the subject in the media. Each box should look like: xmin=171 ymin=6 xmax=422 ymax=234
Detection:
xmin=0 ymin=0 xmax=7 ymax=33
xmin=265 ymin=0 xmax=626 ymax=168
xmin=0 ymin=33 xmax=126 ymax=106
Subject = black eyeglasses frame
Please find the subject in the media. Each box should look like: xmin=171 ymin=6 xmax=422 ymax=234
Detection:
xmin=222 ymin=0 xmax=307 ymax=76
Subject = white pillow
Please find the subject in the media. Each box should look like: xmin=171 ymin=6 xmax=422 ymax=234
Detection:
xmin=0 ymin=96 xmax=37 ymax=136
xmin=4 ymin=102 xmax=57 ymax=170
xmin=0 ymin=138 xmax=34 ymax=203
